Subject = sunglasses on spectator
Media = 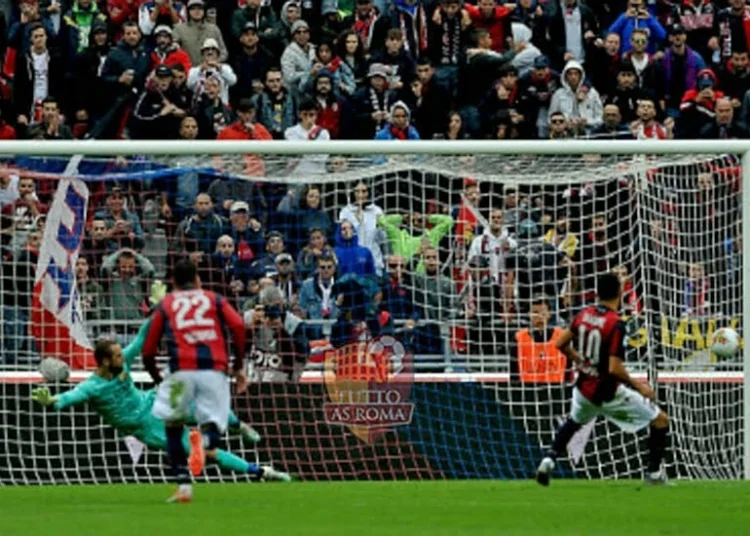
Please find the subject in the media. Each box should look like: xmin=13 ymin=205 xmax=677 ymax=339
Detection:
xmin=550 ymin=119 xmax=566 ymax=125
xmin=389 ymin=263 xmax=403 ymax=269
xmin=632 ymin=38 xmax=647 ymax=44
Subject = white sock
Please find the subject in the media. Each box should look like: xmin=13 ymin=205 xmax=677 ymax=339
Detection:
xmin=179 ymin=484 xmax=192 ymax=495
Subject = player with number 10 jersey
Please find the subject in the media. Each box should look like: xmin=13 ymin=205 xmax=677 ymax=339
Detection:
xmin=535 ymin=273 xmax=670 ymax=487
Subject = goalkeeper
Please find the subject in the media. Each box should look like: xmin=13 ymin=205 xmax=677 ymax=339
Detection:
xmin=32 ymin=292 xmax=290 ymax=485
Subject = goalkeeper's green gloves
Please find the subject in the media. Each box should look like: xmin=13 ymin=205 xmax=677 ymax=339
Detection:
xmin=150 ymin=280 xmax=167 ymax=306
xmin=31 ymin=387 xmax=56 ymax=406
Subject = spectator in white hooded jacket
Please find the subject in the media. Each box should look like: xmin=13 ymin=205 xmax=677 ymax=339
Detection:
xmin=281 ymin=20 xmax=316 ymax=96
xmin=338 ymin=180 xmax=387 ymax=274
xmin=548 ymin=59 xmax=603 ymax=134
xmin=187 ymin=38 xmax=237 ymax=105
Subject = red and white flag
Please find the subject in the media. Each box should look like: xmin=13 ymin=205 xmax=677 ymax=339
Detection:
xmin=31 ymin=176 xmax=95 ymax=369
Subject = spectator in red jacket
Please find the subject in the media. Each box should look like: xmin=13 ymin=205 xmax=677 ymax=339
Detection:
xmin=464 ymin=0 xmax=512 ymax=53
xmin=678 ymin=68 xmax=724 ymax=137
xmin=150 ymin=24 xmax=191 ymax=73
xmin=217 ymin=98 xmax=272 ymax=177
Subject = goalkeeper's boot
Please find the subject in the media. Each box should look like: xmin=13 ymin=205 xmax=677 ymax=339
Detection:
xmin=239 ymin=422 xmax=261 ymax=444
xmin=260 ymin=466 xmax=292 ymax=483
xmin=166 ymin=484 xmax=193 ymax=504
xmin=188 ymin=429 xmax=206 ymax=477
xmin=535 ymin=457 xmax=555 ymax=487
xmin=644 ymin=470 xmax=670 ymax=486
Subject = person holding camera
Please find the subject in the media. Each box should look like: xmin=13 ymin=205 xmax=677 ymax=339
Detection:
xmin=187 ymin=38 xmax=237 ymax=106
xmin=245 ymin=286 xmax=307 ymax=382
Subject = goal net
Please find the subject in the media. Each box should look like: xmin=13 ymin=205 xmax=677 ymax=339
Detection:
xmin=0 ymin=145 xmax=744 ymax=484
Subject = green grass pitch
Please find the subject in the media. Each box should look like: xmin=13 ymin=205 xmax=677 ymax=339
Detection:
xmin=1 ymin=480 xmax=749 ymax=535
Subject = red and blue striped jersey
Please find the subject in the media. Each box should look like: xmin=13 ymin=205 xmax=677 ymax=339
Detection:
xmin=142 ymin=289 xmax=246 ymax=376
xmin=570 ymin=305 xmax=626 ymax=404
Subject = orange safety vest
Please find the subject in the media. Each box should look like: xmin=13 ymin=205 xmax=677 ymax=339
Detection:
xmin=516 ymin=327 xmax=566 ymax=383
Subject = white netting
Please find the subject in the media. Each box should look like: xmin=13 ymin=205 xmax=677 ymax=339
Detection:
xmin=0 ymin=148 xmax=744 ymax=483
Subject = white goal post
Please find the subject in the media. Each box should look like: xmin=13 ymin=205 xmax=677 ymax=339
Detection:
xmin=0 ymin=139 xmax=746 ymax=483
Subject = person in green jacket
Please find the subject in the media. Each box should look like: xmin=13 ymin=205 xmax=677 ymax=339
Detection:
xmin=377 ymin=212 xmax=454 ymax=272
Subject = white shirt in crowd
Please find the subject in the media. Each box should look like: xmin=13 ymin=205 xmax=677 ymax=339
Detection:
xmin=187 ymin=64 xmax=237 ymax=105
xmin=0 ymin=175 xmax=19 ymax=208
xmin=284 ymin=123 xmax=330 ymax=175
xmin=339 ymin=203 xmax=386 ymax=274
xmin=468 ymin=228 xmax=518 ymax=281
xmin=32 ymin=50 xmax=50 ymax=115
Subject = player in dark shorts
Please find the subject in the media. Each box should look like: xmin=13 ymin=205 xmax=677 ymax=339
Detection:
xmin=536 ymin=272 xmax=670 ymax=486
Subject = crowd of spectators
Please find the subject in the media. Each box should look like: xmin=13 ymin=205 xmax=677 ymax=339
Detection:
xmin=0 ymin=0 xmax=745 ymax=376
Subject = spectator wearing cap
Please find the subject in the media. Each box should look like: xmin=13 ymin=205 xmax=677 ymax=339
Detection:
xmin=284 ymin=99 xmax=331 ymax=174
xmin=138 ymin=0 xmax=187 ymax=37
xmin=720 ymin=50 xmax=750 ymax=110
xmin=298 ymin=252 xmax=339 ymax=335
xmin=150 ymin=24 xmax=191 ymax=73
xmin=94 ymin=186 xmax=145 ymax=252
xmin=462 ymin=0 xmax=511 ymax=54
xmin=187 ymin=37 xmax=236 ymax=104
xmin=62 ymin=0 xmax=108 ymax=61
xmin=353 ymin=62 xmax=394 ymax=138
xmin=98 ymin=21 xmax=150 ymax=138
xmin=253 ymin=67 xmax=298 ymax=139
xmin=517 ymin=55 xmax=559 ymax=138
xmin=608 ymin=0 xmax=666 ymax=55
xmin=72 ymin=19 xmax=111 ymax=122
xmin=194 ymin=73 xmax=235 ymax=138
xmin=281 ymin=20 xmax=316 ymax=96
xmin=591 ymin=103 xmax=631 ymax=139
xmin=230 ymin=0 xmax=280 ymax=43
xmin=271 ymin=252 xmax=300 ymax=311
xmin=296 ymin=227 xmax=336 ymax=281
xmin=668 ymin=0 xmax=716 ymax=62
xmin=372 ymin=0 xmax=429 ymax=58
xmin=231 ymin=22 xmax=273 ymax=105
xmin=661 ymin=22 xmax=706 ymax=117
xmin=712 ymin=0 xmax=750 ymax=67
xmin=700 ymin=97 xmax=749 ymax=138
xmin=621 ymin=28 xmax=661 ymax=99
xmin=677 ymin=68 xmax=723 ymax=137
xmin=320 ymin=1 xmax=346 ymax=43
xmin=225 ymin=200 xmax=264 ymax=262
xmin=343 ymin=0 xmax=380 ymax=53
xmin=207 ymin=174 xmax=258 ymax=219
xmin=13 ymin=24 xmax=64 ymax=129
xmin=369 ymin=28 xmax=416 ymax=93
xmin=630 ymin=96 xmax=674 ymax=139
xmin=540 ymin=0 xmax=599 ymax=70
xmin=173 ymin=0 xmax=228 ymax=66
xmin=606 ymin=61 xmax=644 ymax=124
xmin=548 ymin=60 xmax=603 ymax=135
xmin=250 ymin=230 xmax=288 ymax=280
xmin=130 ymin=65 xmax=184 ymax=138
xmin=374 ymin=100 xmax=420 ymax=141
xmin=174 ymin=192 xmax=226 ymax=256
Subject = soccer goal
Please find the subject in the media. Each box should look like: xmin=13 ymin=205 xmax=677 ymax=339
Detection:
xmin=0 ymin=140 xmax=746 ymax=484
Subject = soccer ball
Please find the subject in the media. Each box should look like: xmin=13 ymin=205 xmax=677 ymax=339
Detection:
xmin=710 ymin=328 xmax=740 ymax=359
xmin=39 ymin=358 xmax=70 ymax=383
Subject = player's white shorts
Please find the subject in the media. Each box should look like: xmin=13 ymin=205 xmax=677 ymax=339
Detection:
xmin=152 ymin=370 xmax=231 ymax=433
xmin=570 ymin=384 xmax=661 ymax=433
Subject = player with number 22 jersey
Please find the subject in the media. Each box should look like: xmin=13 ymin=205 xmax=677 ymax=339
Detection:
xmin=535 ymin=273 xmax=671 ymax=486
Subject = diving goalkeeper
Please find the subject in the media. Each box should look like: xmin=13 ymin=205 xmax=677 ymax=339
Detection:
xmin=31 ymin=320 xmax=291 ymax=487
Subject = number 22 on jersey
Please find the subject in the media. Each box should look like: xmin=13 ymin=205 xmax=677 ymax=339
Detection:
xmin=172 ymin=294 xmax=216 ymax=331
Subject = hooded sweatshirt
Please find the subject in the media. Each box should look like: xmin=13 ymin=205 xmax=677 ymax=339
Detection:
xmin=334 ymin=225 xmax=376 ymax=277
xmin=548 ymin=60 xmax=603 ymax=128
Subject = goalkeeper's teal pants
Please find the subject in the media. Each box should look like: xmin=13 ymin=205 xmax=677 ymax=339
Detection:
xmin=135 ymin=411 xmax=242 ymax=452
